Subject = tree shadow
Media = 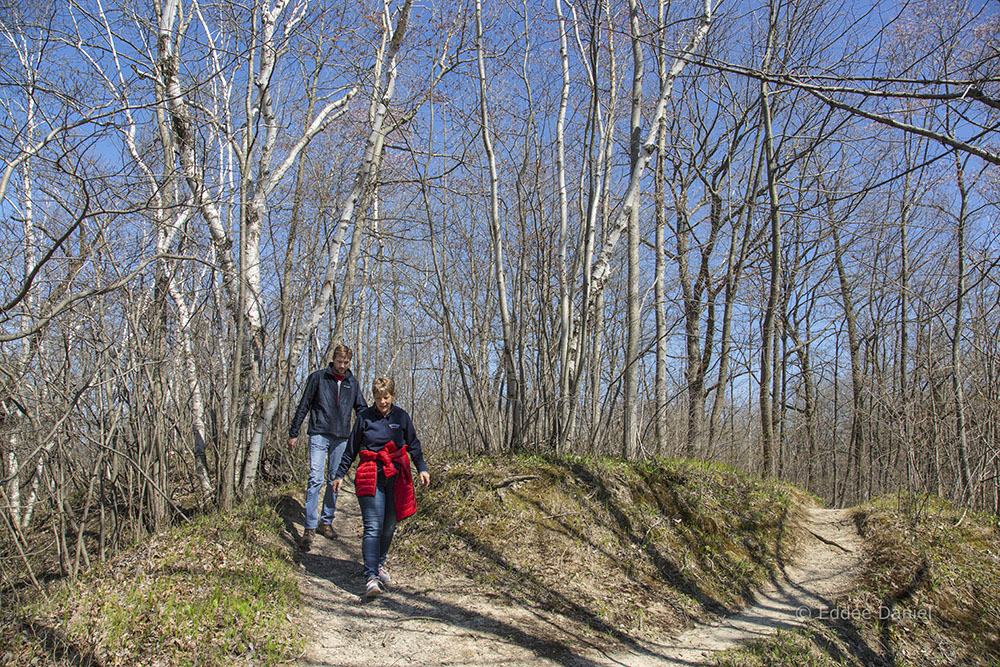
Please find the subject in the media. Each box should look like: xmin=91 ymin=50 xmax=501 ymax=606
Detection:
xmin=808 ymin=616 xmax=891 ymax=667
xmin=295 ymin=549 xmax=366 ymax=600
xmin=568 ymin=462 xmax=734 ymax=617
xmin=274 ymin=493 xmax=306 ymax=550
xmin=10 ymin=618 xmax=101 ymax=667
xmin=282 ymin=462 xmax=884 ymax=666
xmin=290 ymin=488 xmax=678 ymax=666
xmin=636 ymin=465 xmax=789 ymax=608
xmin=296 ymin=537 xmax=665 ymax=667
xmin=876 ymin=557 xmax=929 ymax=667
xmin=399 ymin=475 xmax=734 ymax=663
xmin=275 ymin=493 xmax=367 ymax=598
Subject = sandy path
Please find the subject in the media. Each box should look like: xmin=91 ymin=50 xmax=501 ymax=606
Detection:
xmin=601 ymin=508 xmax=862 ymax=665
xmin=290 ymin=494 xmax=860 ymax=667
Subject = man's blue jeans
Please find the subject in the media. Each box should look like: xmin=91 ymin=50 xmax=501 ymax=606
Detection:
xmin=305 ymin=435 xmax=347 ymax=530
xmin=357 ymin=469 xmax=397 ymax=580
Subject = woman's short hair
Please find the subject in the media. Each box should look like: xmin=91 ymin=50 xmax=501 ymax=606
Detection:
xmin=331 ymin=343 xmax=354 ymax=360
xmin=372 ymin=376 xmax=395 ymax=397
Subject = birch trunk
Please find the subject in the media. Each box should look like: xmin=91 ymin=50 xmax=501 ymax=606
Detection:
xmin=5 ymin=444 xmax=20 ymax=528
xmin=242 ymin=0 xmax=411 ymax=492
xmin=167 ymin=280 xmax=214 ymax=500
xmin=563 ymin=1 xmax=619 ymax=446
xmin=475 ymin=0 xmax=518 ymax=451
xmin=7 ymin=31 xmax=38 ymax=529
xmin=554 ymin=0 xmax=572 ymax=450
xmin=20 ymin=440 xmax=55 ymax=530
xmin=653 ymin=0 xmax=669 ymax=454
xmin=567 ymin=0 xmax=713 ymax=401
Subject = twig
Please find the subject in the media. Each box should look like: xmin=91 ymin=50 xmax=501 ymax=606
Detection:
xmin=397 ymin=615 xmax=447 ymax=623
xmin=0 ymin=495 xmax=48 ymax=601
xmin=493 ymin=475 xmax=539 ymax=489
xmin=806 ymin=527 xmax=853 ymax=553
xmin=641 ymin=517 xmax=666 ymax=547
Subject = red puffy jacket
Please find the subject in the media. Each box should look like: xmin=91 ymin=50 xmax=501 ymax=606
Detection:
xmin=354 ymin=441 xmax=416 ymax=521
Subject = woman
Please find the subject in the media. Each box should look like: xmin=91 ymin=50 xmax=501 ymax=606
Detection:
xmin=332 ymin=376 xmax=430 ymax=599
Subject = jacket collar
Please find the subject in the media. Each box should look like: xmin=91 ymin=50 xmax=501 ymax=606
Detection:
xmin=371 ymin=404 xmax=396 ymax=420
xmin=324 ymin=366 xmax=353 ymax=381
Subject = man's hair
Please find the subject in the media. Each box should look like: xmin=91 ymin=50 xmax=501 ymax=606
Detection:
xmin=372 ymin=376 xmax=395 ymax=397
xmin=331 ymin=343 xmax=353 ymax=360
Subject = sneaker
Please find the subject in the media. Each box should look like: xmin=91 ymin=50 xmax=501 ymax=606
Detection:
xmin=377 ymin=566 xmax=391 ymax=588
xmin=317 ymin=523 xmax=336 ymax=539
xmin=299 ymin=528 xmax=315 ymax=551
xmin=364 ymin=577 xmax=383 ymax=599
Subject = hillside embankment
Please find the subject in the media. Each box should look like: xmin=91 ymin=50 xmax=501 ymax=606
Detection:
xmin=714 ymin=496 xmax=1000 ymax=666
xmin=291 ymin=456 xmax=873 ymax=666
xmin=3 ymin=455 xmax=998 ymax=666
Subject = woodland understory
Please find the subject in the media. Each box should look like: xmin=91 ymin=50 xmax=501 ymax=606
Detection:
xmin=1 ymin=0 xmax=998 ymax=582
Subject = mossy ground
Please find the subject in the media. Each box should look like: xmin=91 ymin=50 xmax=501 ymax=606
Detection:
xmin=0 ymin=489 xmax=303 ymax=667
xmin=15 ymin=457 xmax=994 ymax=666
xmin=714 ymin=494 xmax=1000 ymax=666
xmin=392 ymin=453 xmax=804 ymax=643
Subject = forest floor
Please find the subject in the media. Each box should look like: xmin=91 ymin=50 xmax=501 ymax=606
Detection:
xmin=286 ymin=482 xmax=861 ymax=667
xmin=5 ymin=459 xmax=995 ymax=667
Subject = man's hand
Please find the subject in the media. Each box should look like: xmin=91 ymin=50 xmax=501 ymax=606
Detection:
xmin=287 ymin=437 xmax=296 ymax=453
xmin=331 ymin=478 xmax=343 ymax=494
xmin=418 ymin=471 xmax=430 ymax=488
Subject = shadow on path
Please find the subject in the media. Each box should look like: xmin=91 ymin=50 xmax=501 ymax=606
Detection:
xmin=283 ymin=486 xmax=881 ymax=666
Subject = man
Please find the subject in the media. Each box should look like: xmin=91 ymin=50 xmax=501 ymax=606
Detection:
xmin=288 ymin=343 xmax=366 ymax=551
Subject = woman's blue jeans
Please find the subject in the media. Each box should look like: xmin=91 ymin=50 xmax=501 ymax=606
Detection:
xmin=305 ymin=435 xmax=347 ymax=530
xmin=357 ymin=469 xmax=397 ymax=580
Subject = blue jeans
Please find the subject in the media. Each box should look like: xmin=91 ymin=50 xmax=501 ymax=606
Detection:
xmin=357 ymin=469 xmax=397 ymax=580
xmin=304 ymin=435 xmax=347 ymax=530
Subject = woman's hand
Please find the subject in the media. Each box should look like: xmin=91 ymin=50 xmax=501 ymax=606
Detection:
xmin=418 ymin=471 xmax=430 ymax=488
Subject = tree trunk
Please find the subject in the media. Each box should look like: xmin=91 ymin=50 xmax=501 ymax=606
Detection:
xmin=476 ymin=0 xmax=518 ymax=452
xmin=240 ymin=0 xmax=406 ymax=493
xmin=554 ymin=0 xmax=572 ymax=451
xmin=563 ymin=0 xmax=713 ymax=449
xmin=952 ymin=157 xmax=974 ymax=503
xmin=831 ymin=224 xmax=865 ymax=504
xmin=654 ymin=119 xmax=668 ymax=455
xmin=759 ymin=94 xmax=779 ymax=478
xmin=623 ymin=0 xmax=643 ymax=460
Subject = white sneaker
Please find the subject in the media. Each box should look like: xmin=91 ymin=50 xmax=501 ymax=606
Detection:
xmin=364 ymin=577 xmax=383 ymax=599
xmin=378 ymin=566 xmax=391 ymax=588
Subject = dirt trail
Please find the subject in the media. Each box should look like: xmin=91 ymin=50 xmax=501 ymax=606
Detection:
xmin=605 ymin=508 xmax=862 ymax=665
xmin=290 ymin=492 xmax=860 ymax=667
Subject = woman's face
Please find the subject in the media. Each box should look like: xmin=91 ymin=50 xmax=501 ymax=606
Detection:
xmin=374 ymin=391 xmax=394 ymax=416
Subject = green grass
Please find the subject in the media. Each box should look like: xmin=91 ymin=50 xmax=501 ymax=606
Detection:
xmin=846 ymin=495 xmax=1000 ymax=665
xmin=1 ymin=490 xmax=303 ymax=667
xmin=715 ymin=629 xmax=844 ymax=666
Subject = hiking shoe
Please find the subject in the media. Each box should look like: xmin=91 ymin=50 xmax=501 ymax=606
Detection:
xmin=364 ymin=577 xmax=383 ymax=599
xmin=299 ymin=528 xmax=315 ymax=551
xmin=317 ymin=523 xmax=336 ymax=539
xmin=377 ymin=566 xmax=391 ymax=588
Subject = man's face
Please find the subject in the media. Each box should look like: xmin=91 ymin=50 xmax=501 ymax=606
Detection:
xmin=331 ymin=354 xmax=351 ymax=376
